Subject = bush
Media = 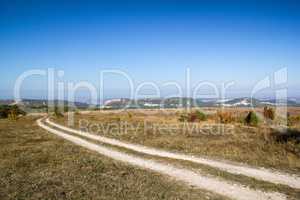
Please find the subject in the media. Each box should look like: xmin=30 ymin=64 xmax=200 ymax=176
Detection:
xmin=188 ymin=112 xmax=198 ymax=122
xmin=245 ymin=111 xmax=259 ymax=126
xmin=287 ymin=113 xmax=300 ymax=126
xmin=178 ymin=110 xmax=207 ymax=122
xmin=178 ymin=113 xmax=189 ymax=122
xmin=54 ymin=106 xmax=63 ymax=118
xmin=127 ymin=112 xmax=133 ymax=119
xmin=0 ymin=105 xmax=26 ymax=119
xmin=8 ymin=109 xmax=17 ymax=121
xmin=63 ymin=106 xmax=69 ymax=112
xmin=270 ymin=128 xmax=300 ymax=144
xmin=217 ymin=111 xmax=235 ymax=124
xmin=0 ymin=105 xmax=9 ymax=118
xmin=263 ymin=106 xmax=275 ymax=120
xmin=195 ymin=110 xmax=207 ymax=121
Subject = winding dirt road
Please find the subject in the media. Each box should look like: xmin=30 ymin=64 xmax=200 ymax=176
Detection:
xmin=37 ymin=118 xmax=290 ymax=200
xmin=45 ymin=118 xmax=300 ymax=189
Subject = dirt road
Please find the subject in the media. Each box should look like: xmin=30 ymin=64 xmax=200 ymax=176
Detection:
xmin=46 ymin=118 xmax=300 ymax=189
xmin=38 ymin=118 xmax=287 ymax=200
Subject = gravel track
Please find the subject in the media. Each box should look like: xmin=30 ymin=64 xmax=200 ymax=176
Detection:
xmin=38 ymin=118 xmax=286 ymax=200
xmin=45 ymin=118 xmax=300 ymax=189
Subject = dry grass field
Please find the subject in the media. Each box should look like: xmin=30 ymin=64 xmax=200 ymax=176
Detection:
xmin=0 ymin=116 xmax=224 ymax=200
xmin=53 ymin=107 xmax=300 ymax=173
xmin=1 ymin=108 xmax=300 ymax=200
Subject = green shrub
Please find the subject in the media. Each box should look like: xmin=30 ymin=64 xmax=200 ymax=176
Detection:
xmin=263 ymin=106 xmax=275 ymax=120
xmin=63 ymin=106 xmax=69 ymax=112
xmin=178 ymin=113 xmax=189 ymax=122
xmin=178 ymin=111 xmax=207 ymax=122
xmin=245 ymin=111 xmax=259 ymax=126
xmin=0 ymin=105 xmax=26 ymax=119
xmin=54 ymin=106 xmax=63 ymax=118
xmin=195 ymin=110 xmax=207 ymax=121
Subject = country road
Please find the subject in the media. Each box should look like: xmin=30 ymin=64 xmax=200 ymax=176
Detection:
xmin=37 ymin=118 xmax=290 ymax=200
xmin=45 ymin=118 xmax=300 ymax=189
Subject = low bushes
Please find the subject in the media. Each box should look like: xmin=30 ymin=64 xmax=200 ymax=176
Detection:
xmin=195 ymin=110 xmax=207 ymax=121
xmin=178 ymin=113 xmax=189 ymax=122
xmin=270 ymin=128 xmax=300 ymax=145
xmin=217 ymin=111 xmax=235 ymax=124
xmin=0 ymin=105 xmax=26 ymax=120
xmin=178 ymin=110 xmax=207 ymax=122
xmin=263 ymin=106 xmax=275 ymax=120
xmin=245 ymin=111 xmax=259 ymax=126
xmin=53 ymin=106 xmax=64 ymax=118
xmin=288 ymin=114 xmax=300 ymax=126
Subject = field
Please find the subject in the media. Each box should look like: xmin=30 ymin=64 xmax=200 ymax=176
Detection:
xmin=53 ymin=107 xmax=300 ymax=173
xmin=1 ymin=107 xmax=300 ymax=200
xmin=0 ymin=116 xmax=222 ymax=200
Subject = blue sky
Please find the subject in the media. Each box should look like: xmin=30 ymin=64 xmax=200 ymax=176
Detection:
xmin=0 ymin=0 xmax=299 ymax=99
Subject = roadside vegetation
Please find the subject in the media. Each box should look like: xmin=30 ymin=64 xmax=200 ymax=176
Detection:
xmin=0 ymin=105 xmax=26 ymax=120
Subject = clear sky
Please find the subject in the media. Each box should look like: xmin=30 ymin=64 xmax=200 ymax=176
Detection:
xmin=0 ymin=0 xmax=299 ymax=99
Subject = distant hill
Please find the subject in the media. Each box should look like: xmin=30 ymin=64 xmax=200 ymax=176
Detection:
xmin=101 ymin=97 xmax=300 ymax=109
xmin=0 ymin=100 xmax=14 ymax=105
xmin=0 ymin=99 xmax=91 ymax=113
xmin=1 ymin=97 xmax=299 ymax=112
